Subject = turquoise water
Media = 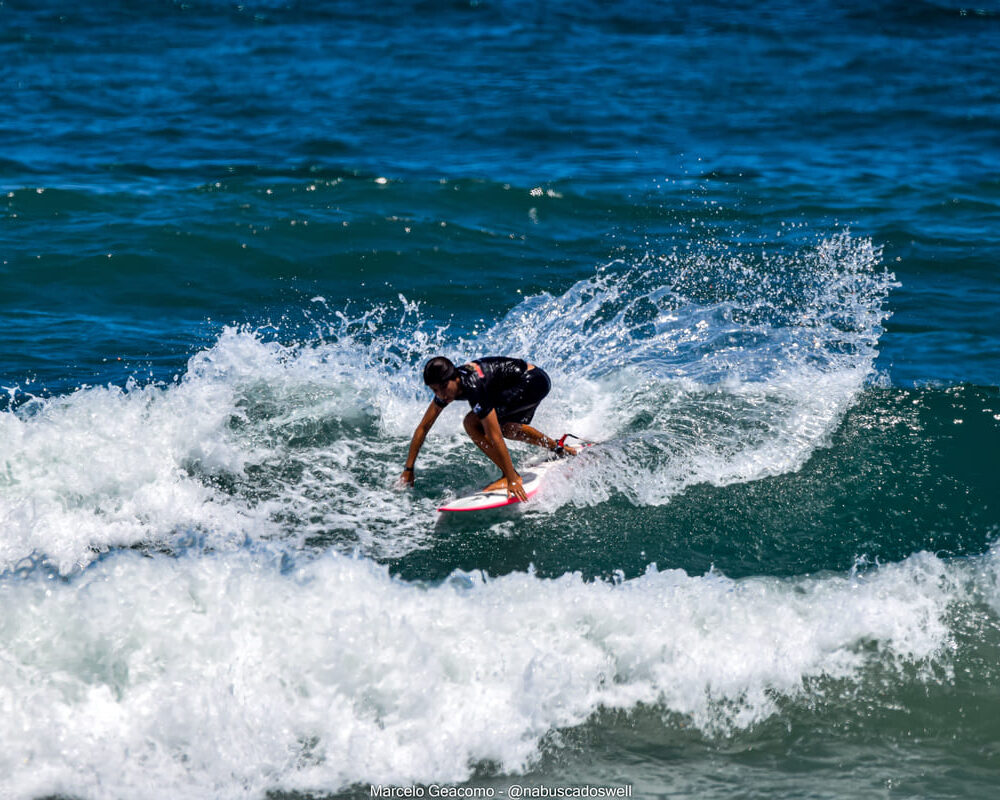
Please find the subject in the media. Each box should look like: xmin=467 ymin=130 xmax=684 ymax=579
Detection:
xmin=2 ymin=2 xmax=1000 ymax=798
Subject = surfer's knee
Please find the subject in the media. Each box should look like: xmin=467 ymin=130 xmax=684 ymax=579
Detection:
xmin=463 ymin=412 xmax=482 ymax=435
xmin=501 ymin=422 xmax=523 ymax=439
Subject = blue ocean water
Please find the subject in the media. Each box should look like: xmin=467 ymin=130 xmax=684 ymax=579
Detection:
xmin=2 ymin=1 xmax=1000 ymax=798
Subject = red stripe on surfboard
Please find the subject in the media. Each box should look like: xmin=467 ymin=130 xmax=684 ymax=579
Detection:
xmin=437 ymin=483 xmax=542 ymax=512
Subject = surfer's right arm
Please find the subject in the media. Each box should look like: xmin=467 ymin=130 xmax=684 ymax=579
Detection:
xmin=399 ymin=400 xmax=444 ymax=487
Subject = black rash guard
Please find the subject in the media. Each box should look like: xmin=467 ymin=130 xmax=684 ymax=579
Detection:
xmin=434 ymin=356 xmax=550 ymax=423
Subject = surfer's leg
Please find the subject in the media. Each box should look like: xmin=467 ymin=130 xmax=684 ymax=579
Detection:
xmin=500 ymin=422 xmax=577 ymax=455
xmin=463 ymin=413 xmax=519 ymax=492
xmin=492 ymin=368 xmax=576 ymax=454
xmin=463 ymin=411 xmax=510 ymax=475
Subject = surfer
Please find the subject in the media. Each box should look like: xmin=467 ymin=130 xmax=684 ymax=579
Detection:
xmin=399 ymin=356 xmax=576 ymax=500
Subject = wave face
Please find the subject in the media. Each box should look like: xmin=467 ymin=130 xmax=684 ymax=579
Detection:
xmin=1 ymin=233 xmax=893 ymax=574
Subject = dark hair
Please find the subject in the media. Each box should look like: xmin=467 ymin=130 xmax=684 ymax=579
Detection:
xmin=423 ymin=356 xmax=456 ymax=386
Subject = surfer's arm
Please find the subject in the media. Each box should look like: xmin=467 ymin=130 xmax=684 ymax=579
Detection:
xmin=482 ymin=410 xmax=527 ymax=501
xmin=399 ymin=400 xmax=443 ymax=486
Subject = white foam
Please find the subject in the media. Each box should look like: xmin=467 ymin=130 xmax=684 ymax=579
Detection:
xmin=0 ymin=547 xmax=961 ymax=800
xmin=0 ymin=317 xmax=463 ymax=573
xmin=532 ymin=363 xmax=871 ymax=509
xmin=0 ymin=368 xmax=261 ymax=574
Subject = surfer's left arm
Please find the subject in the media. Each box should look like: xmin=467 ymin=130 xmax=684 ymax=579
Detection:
xmin=482 ymin=410 xmax=527 ymax=501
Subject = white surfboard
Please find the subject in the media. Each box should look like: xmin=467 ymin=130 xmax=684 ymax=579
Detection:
xmin=437 ymin=458 xmax=567 ymax=513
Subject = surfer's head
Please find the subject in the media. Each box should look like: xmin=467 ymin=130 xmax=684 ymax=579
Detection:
xmin=424 ymin=356 xmax=462 ymax=403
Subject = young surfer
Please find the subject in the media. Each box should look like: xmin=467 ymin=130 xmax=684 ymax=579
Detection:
xmin=399 ymin=356 xmax=576 ymax=500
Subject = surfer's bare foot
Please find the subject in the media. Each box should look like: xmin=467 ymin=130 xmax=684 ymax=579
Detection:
xmin=483 ymin=475 xmax=526 ymax=501
xmin=484 ymin=476 xmax=507 ymax=492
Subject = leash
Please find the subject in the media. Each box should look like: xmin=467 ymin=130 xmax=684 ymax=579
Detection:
xmin=554 ymin=432 xmax=586 ymax=456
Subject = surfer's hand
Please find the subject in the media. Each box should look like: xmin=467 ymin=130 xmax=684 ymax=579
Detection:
xmin=506 ymin=474 xmax=527 ymax=502
xmin=398 ymin=468 xmax=415 ymax=488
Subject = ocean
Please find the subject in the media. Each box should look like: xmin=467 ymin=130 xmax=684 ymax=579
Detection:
xmin=2 ymin=1 xmax=999 ymax=797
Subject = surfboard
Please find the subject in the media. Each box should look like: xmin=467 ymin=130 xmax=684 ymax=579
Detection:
xmin=437 ymin=458 xmax=567 ymax=513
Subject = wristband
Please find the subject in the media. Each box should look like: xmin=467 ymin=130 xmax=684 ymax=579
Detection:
xmin=403 ymin=466 xmax=414 ymax=472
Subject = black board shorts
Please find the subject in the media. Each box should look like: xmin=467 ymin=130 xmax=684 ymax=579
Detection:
xmin=494 ymin=367 xmax=551 ymax=424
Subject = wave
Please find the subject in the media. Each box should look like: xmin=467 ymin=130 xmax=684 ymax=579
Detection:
xmin=0 ymin=542 xmax=990 ymax=800
xmin=0 ymin=232 xmax=895 ymax=573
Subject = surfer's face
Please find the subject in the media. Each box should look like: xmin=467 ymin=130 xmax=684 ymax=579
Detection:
xmin=432 ymin=377 xmax=461 ymax=403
